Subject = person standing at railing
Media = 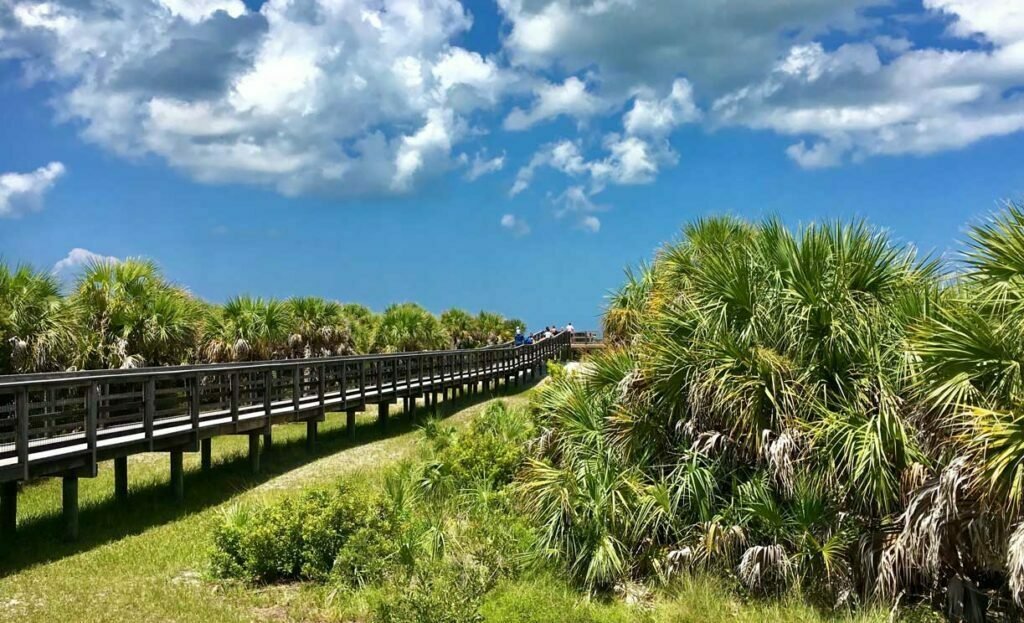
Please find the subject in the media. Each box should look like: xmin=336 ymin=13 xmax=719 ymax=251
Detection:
xmin=543 ymin=327 xmax=553 ymax=339
xmin=514 ymin=328 xmax=525 ymax=346
xmin=566 ymin=322 xmax=575 ymax=336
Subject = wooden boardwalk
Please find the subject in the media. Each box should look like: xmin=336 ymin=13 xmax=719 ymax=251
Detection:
xmin=0 ymin=332 xmax=570 ymax=540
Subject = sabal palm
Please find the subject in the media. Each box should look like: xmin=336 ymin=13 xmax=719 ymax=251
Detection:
xmin=440 ymin=308 xmax=474 ymax=348
xmin=71 ymin=258 xmax=201 ymax=368
xmin=204 ymin=296 xmax=292 ymax=361
xmin=287 ymin=297 xmax=352 ymax=357
xmin=339 ymin=303 xmax=378 ymax=354
xmin=531 ymin=215 xmax=945 ymax=602
xmin=0 ymin=262 xmax=77 ymax=373
xmin=373 ymin=303 xmax=448 ymax=353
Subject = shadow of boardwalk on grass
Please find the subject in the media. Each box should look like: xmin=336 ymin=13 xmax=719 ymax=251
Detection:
xmin=0 ymin=383 xmax=535 ymax=577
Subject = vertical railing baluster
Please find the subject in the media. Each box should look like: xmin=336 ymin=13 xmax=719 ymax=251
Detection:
xmin=340 ymin=363 xmax=349 ymax=410
xmin=318 ymin=364 xmax=326 ymax=412
xmin=292 ymin=364 xmax=301 ymax=414
xmin=145 ymin=377 xmax=155 ymax=450
xmin=263 ymin=370 xmax=273 ymax=423
xmin=16 ymin=387 xmax=29 ymax=481
xmin=230 ymin=372 xmax=239 ymax=432
xmin=359 ymin=361 xmax=367 ymax=407
xmin=87 ymin=382 xmax=98 ymax=472
xmin=191 ymin=373 xmax=201 ymax=435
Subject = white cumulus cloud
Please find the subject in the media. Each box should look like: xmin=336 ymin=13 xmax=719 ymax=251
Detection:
xmin=0 ymin=0 xmax=503 ymax=197
xmin=504 ymin=76 xmax=607 ymax=130
xmin=0 ymin=161 xmax=66 ymax=218
xmin=52 ymin=248 xmax=119 ymax=279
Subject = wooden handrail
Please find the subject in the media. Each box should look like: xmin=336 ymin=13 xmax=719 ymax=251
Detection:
xmin=0 ymin=331 xmax=572 ymax=486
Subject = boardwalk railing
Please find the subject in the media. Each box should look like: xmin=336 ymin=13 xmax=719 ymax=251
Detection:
xmin=0 ymin=331 xmax=571 ymax=539
xmin=570 ymin=331 xmax=602 ymax=345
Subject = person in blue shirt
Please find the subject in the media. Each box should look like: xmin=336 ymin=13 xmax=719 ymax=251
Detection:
xmin=514 ymin=328 xmax=525 ymax=346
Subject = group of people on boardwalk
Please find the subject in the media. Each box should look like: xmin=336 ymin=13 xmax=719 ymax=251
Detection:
xmin=514 ymin=323 xmax=574 ymax=346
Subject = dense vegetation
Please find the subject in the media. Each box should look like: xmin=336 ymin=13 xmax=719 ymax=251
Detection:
xmin=212 ymin=401 xmax=542 ymax=621
xmin=533 ymin=204 xmax=1024 ymax=620
xmin=209 ymin=203 xmax=1024 ymax=622
xmin=0 ymin=258 xmax=523 ymax=374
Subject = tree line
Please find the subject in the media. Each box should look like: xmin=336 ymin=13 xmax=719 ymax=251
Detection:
xmin=0 ymin=258 xmax=523 ymax=375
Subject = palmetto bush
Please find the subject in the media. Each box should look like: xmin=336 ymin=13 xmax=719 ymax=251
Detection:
xmin=524 ymin=206 xmax=1024 ymax=620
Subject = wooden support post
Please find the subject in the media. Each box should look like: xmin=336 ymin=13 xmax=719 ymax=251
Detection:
xmin=248 ymin=433 xmax=260 ymax=475
xmin=306 ymin=420 xmax=317 ymax=452
xmin=263 ymin=431 xmax=272 ymax=451
xmin=201 ymin=438 xmax=212 ymax=472
xmin=346 ymin=409 xmax=357 ymax=439
xmin=378 ymin=402 xmax=389 ymax=429
xmin=1 ymin=481 xmax=17 ymax=537
xmin=114 ymin=456 xmax=129 ymax=500
xmin=62 ymin=476 xmax=79 ymax=541
xmin=170 ymin=450 xmax=184 ymax=503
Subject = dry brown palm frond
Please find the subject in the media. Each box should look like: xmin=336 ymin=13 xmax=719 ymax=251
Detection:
xmin=739 ymin=544 xmax=791 ymax=593
xmin=762 ymin=429 xmax=798 ymax=495
xmin=1008 ymin=522 xmax=1024 ymax=606
xmin=232 ymin=338 xmax=251 ymax=361
xmin=692 ymin=430 xmax=732 ymax=458
xmin=875 ymin=456 xmax=975 ymax=599
xmin=900 ymin=461 xmax=931 ymax=506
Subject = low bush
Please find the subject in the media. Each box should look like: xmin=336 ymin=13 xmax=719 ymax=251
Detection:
xmin=210 ymin=483 xmax=395 ymax=584
xmin=211 ymin=400 xmax=541 ymax=622
xmin=425 ymin=401 xmax=535 ymax=491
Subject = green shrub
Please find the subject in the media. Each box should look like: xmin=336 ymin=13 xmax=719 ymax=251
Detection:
xmin=332 ymin=520 xmax=402 ymax=587
xmin=430 ymin=401 xmax=535 ymax=490
xmin=546 ymin=360 xmax=566 ymax=381
xmin=210 ymin=483 xmax=394 ymax=584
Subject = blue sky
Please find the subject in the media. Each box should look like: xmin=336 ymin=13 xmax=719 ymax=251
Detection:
xmin=1 ymin=0 xmax=1022 ymax=330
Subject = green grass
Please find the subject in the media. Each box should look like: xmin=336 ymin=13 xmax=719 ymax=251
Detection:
xmin=0 ymin=387 xmax=525 ymax=623
xmin=0 ymin=384 xmax=922 ymax=623
xmin=481 ymin=574 xmax=895 ymax=623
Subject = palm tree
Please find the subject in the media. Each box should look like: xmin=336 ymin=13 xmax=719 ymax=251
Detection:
xmin=286 ymin=297 xmax=353 ymax=357
xmin=477 ymin=311 xmax=520 ymax=345
xmin=202 ymin=296 xmax=292 ymax=362
xmin=900 ymin=203 xmax=1024 ymax=613
xmin=440 ymin=308 xmax=475 ymax=348
xmin=339 ymin=303 xmax=379 ymax=354
xmin=0 ymin=261 xmax=77 ymax=373
xmin=70 ymin=258 xmax=201 ymax=368
xmin=373 ymin=303 xmax=448 ymax=353
xmin=602 ymin=262 xmax=655 ymax=345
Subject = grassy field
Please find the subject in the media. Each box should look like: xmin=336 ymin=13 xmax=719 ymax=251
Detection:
xmin=0 ymin=387 xmax=897 ymax=623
